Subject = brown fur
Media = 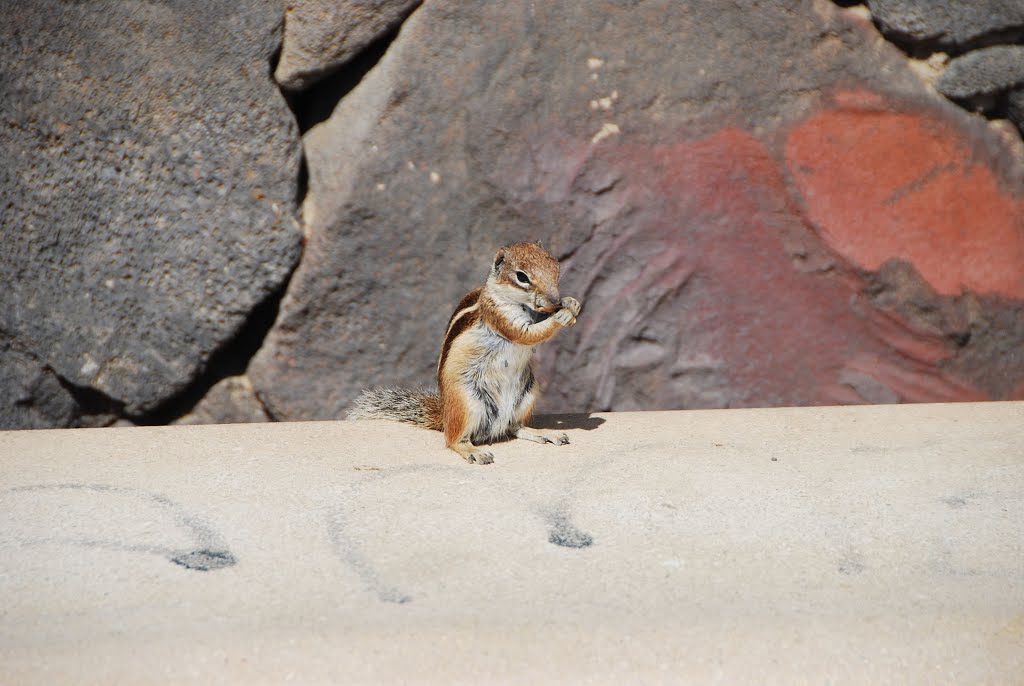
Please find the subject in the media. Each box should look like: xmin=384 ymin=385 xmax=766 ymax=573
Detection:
xmin=438 ymin=288 xmax=481 ymax=375
xmin=349 ymin=242 xmax=581 ymax=465
xmin=478 ymin=293 xmax=564 ymax=345
xmin=420 ymin=393 xmax=444 ymax=431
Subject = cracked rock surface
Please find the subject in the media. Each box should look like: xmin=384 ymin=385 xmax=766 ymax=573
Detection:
xmin=0 ymin=0 xmax=302 ymax=426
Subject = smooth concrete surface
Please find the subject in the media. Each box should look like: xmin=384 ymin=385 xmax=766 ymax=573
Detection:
xmin=1 ymin=402 xmax=1022 ymax=684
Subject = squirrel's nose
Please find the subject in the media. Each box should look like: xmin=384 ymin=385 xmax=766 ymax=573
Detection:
xmin=536 ymin=290 xmax=561 ymax=313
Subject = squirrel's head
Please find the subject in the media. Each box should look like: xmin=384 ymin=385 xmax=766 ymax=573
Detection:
xmin=488 ymin=241 xmax=561 ymax=313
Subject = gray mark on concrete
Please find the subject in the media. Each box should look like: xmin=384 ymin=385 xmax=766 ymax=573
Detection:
xmin=326 ymin=461 xmax=603 ymax=603
xmin=930 ymin=545 xmax=981 ymax=578
xmin=837 ymin=552 xmax=866 ymax=575
xmin=326 ymin=504 xmax=413 ymax=605
xmin=171 ymin=548 xmax=236 ymax=571
xmin=544 ymin=510 xmax=594 ymax=549
xmin=324 ymin=464 xmax=446 ymax=604
xmin=5 ymin=483 xmax=236 ymax=571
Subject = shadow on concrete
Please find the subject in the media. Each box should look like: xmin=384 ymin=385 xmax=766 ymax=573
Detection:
xmin=532 ymin=414 xmax=606 ymax=431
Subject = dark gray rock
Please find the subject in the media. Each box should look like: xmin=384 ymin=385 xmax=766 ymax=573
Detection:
xmin=867 ymin=0 xmax=1024 ymax=51
xmin=1008 ymin=88 xmax=1024 ymax=134
xmin=251 ymin=0 xmax=1024 ymax=418
xmin=0 ymin=336 xmax=118 ymax=429
xmin=1 ymin=0 xmax=302 ymax=422
xmin=0 ymin=338 xmax=80 ymax=430
xmin=936 ymin=46 xmax=1024 ymax=100
xmin=275 ymin=0 xmax=422 ymax=92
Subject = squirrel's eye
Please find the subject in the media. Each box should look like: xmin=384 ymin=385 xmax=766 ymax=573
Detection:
xmin=515 ymin=271 xmax=531 ymax=286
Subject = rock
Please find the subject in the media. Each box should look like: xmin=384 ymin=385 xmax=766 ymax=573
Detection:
xmin=906 ymin=52 xmax=950 ymax=87
xmin=1006 ymin=88 xmax=1024 ymax=135
xmin=0 ymin=338 xmax=80 ymax=430
xmin=936 ymin=46 xmax=1024 ymax=101
xmin=786 ymin=105 xmax=1024 ymax=299
xmin=275 ymin=0 xmax=422 ymax=92
xmin=867 ymin=0 xmax=1024 ymax=51
xmin=0 ymin=0 xmax=303 ymax=422
xmin=250 ymin=0 xmax=1024 ymax=418
xmin=1 ymin=335 xmax=125 ymax=430
xmin=173 ymin=376 xmax=270 ymax=425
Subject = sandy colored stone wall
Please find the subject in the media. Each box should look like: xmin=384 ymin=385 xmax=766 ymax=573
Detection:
xmin=1 ymin=402 xmax=1022 ymax=682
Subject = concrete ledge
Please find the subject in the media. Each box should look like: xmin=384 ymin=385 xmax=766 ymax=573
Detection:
xmin=2 ymin=402 xmax=1022 ymax=684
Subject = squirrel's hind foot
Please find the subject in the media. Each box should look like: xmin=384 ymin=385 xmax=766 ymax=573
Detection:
xmin=466 ymin=451 xmax=495 ymax=465
xmin=515 ymin=427 xmax=570 ymax=445
xmin=450 ymin=440 xmax=495 ymax=465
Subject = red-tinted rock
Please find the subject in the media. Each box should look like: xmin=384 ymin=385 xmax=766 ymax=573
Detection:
xmin=786 ymin=100 xmax=1024 ymax=300
xmin=541 ymin=128 xmax=990 ymax=410
xmin=251 ymin=0 xmax=1024 ymax=418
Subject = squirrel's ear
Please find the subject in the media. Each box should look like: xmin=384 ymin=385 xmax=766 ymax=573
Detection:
xmin=493 ymin=248 xmax=506 ymax=274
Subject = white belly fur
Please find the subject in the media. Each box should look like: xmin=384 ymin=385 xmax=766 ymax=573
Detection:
xmin=462 ymin=324 xmax=535 ymax=443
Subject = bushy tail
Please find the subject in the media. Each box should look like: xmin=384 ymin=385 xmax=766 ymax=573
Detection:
xmin=347 ymin=387 xmax=443 ymax=431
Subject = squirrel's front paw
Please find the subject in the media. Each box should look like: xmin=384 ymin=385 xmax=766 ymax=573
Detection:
xmin=554 ymin=296 xmax=581 ymax=327
xmin=560 ymin=296 xmax=582 ymax=318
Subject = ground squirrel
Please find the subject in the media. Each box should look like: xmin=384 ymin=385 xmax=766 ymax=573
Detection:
xmin=349 ymin=242 xmax=582 ymax=465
